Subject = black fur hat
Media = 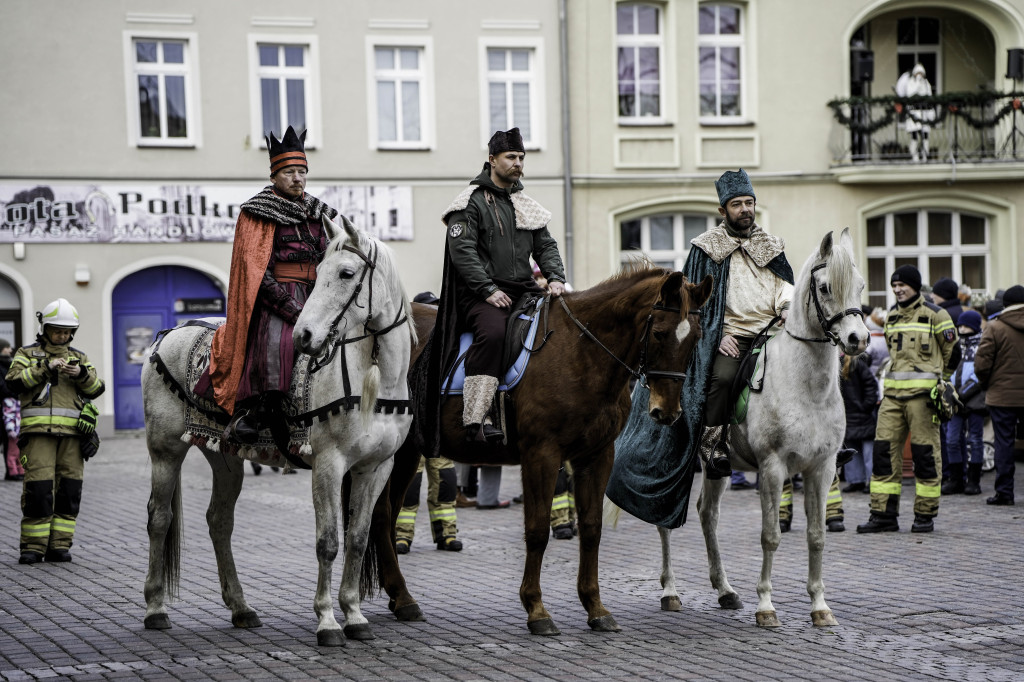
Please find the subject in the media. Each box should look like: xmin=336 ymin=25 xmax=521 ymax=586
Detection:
xmin=488 ymin=128 xmax=526 ymax=156
xmin=266 ymin=126 xmax=307 ymax=174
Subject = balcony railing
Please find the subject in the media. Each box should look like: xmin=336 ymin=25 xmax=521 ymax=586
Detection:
xmin=828 ymin=91 xmax=1024 ymax=166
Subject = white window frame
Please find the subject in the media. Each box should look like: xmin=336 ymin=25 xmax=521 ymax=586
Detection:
xmin=864 ymin=209 xmax=990 ymax=308
xmin=615 ymin=2 xmax=667 ymax=125
xmin=697 ymin=2 xmax=747 ymax=125
xmin=478 ymin=37 xmax=546 ymax=151
xmin=365 ymin=36 xmax=435 ymax=150
xmin=618 ymin=212 xmax=720 ymax=271
xmin=247 ymin=34 xmax=321 ymax=149
xmin=897 ymin=16 xmax=942 ymax=91
xmin=122 ymin=31 xmax=202 ymax=148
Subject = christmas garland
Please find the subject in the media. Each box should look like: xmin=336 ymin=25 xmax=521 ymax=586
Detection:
xmin=828 ymin=91 xmax=1024 ymax=134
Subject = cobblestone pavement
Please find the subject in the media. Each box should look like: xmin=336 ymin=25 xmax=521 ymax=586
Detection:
xmin=1 ymin=433 xmax=1022 ymax=681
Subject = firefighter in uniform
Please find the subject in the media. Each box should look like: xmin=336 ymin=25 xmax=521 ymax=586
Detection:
xmin=395 ymin=455 xmax=462 ymax=553
xmin=857 ymin=266 xmax=956 ymax=534
xmin=779 ymin=474 xmax=845 ymax=533
xmin=5 ymin=298 xmax=104 ymax=564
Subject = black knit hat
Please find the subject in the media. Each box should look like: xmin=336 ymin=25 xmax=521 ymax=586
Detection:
xmin=1003 ymin=284 xmax=1024 ymax=306
xmin=266 ymin=126 xmax=307 ymax=174
xmin=931 ymin=277 xmax=959 ymax=301
xmin=488 ymin=128 xmax=526 ymax=156
xmin=891 ymin=264 xmax=922 ymax=292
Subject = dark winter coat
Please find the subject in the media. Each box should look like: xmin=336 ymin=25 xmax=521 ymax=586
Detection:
xmin=841 ymin=354 xmax=878 ymax=443
xmin=937 ymin=298 xmax=964 ymax=326
xmin=975 ymin=304 xmax=1024 ymax=408
xmin=951 ymin=331 xmax=986 ymax=413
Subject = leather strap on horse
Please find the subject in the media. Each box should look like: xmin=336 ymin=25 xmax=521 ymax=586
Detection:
xmin=286 ymin=396 xmax=411 ymax=428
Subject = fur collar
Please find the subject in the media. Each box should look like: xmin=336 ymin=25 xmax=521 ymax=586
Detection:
xmin=240 ymin=187 xmax=338 ymax=226
xmin=690 ymin=223 xmax=785 ymax=267
xmin=440 ymin=185 xmax=551 ymax=230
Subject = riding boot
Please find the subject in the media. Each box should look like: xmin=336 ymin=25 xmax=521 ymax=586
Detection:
xmin=941 ymin=462 xmax=964 ymax=495
xmin=463 ymin=375 xmax=503 ymax=443
xmin=964 ymin=463 xmax=983 ymax=496
xmin=224 ymin=407 xmax=259 ymax=445
xmin=699 ymin=425 xmax=731 ymax=480
xmin=908 ymin=138 xmax=920 ymax=162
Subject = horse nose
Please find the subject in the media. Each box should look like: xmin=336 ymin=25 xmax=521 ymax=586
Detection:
xmin=650 ymin=407 xmax=664 ymax=423
xmin=298 ymin=328 xmax=312 ymax=352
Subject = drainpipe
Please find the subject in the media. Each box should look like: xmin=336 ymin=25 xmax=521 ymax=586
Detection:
xmin=559 ymin=0 xmax=574 ymax=282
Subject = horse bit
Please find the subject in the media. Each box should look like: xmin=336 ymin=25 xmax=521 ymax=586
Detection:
xmin=559 ymin=297 xmax=699 ymax=389
xmin=310 ymin=239 xmax=408 ymax=374
xmin=786 ymin=262 xmax=863 ymax=345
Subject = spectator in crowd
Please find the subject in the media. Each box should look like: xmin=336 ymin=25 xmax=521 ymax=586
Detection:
xmin=943 ymin=310 xmax=987 ymax=495
xmin=931 ymin=277 xmax=964 ymax=325
xmin=863 ymin=306 xmax=889 ymax=394
xmin=841 ymin=351 xmax=878 ymax=493
xmin=1 ymin=339 xmax=26 ymax=481
xmin=974 ymin=284 xmax=1024 ymax=506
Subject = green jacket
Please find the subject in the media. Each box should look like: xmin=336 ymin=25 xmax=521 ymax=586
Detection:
xmin=444 ymin=164 xmax=565 ymax=302
xmin=882 ymin=295 xmax=956 ymax=399
xmin=5 ymin=341 xmax=104 ymax=436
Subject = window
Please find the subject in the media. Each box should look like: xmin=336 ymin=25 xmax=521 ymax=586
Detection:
xmin=897 ymin=17 xmax=940 ymax=88
xmin=372 ymin=45 xmax=428 ymax=148
xmin=616 ymin=3 xmax=663 ymax=121
xmin=865 ymin=209 xmax=988 ymax=309
xmin=698 ymin=3 xmax=744 ymax=121
xmin=619 ymin=212 xmax=719 ymax=270
xmin=126 ymin=35 xmax=198 ymax=146
xmin=480 ymin=38 xmax=544 ymax=149
xmin=248 ymin=36 xmax=320 ymax=148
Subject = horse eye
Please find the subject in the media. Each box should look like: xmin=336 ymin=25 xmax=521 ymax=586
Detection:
xmin=819 ymin=284 xmax=830 ymax=295
xmin=340 ymin=268 xmax=355 ymax=280
xmin=653 ymin=330 xmax=668 ymax=341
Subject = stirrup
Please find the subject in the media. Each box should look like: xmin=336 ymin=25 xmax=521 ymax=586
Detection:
xmin=225 ymin=409 xmax=259 ymax=445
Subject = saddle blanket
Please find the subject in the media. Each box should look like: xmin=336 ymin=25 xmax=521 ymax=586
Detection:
xmin=443 ymin=296 xmax=544 ymax=395
xmin=177 ymin=321 xmax=314 ymax=467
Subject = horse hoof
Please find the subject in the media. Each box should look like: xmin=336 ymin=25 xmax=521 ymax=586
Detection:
xmin=527 ymin=618 xmax=561 ymax=636
xmin=661 ymin=596 xmax=682 ymax=612
xmin=317 ymin=629 xmax=346 ymax=647
xmin=231 ymin=610 xmax=263 ymax=628
xmin=811 ymin=609 xmax=838 ymax=627
xmin=755 ymin=611 xmax=781 ymax=628
xmin=344 ymin=623 xmax=375 ymax=641
xmin=144 ymin=613 xmax=171 ymax=630
xmin=393 ymin=603 xmax=425 ymax=622
xmin=588 ymin=615 xmax=622 ymax=632
xmin=718 ymin=593 xmax=743 ymax=610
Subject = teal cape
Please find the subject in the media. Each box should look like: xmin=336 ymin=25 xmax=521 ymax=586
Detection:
xmin=605 ymin=241 xmax=793 ymax=528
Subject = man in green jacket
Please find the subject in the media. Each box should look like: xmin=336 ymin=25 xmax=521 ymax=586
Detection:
xmin=5 ymin=298 xmax=104 ymax=564
xmin=437 ymin=127 xmax=566 ymax=442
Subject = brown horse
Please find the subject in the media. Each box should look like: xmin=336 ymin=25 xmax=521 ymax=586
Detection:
xmin=365 ymin=263 xmax=712 ymax=636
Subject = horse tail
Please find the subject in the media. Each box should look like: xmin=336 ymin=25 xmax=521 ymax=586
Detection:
xmin=360 ymin=363 xmax=381 ymax=426
xmin=163 ymin=470 xmax=184 ymax=599
xmin=602 ymin=496 xmax=623 ymax=530
xmin=360 ymin=526 xmax=382 ymax=599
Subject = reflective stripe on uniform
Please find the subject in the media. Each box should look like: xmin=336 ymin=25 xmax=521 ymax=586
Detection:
xmin=827 ymin=488 xmax=843 ymax=504
xmin=396 ymin=509 xmax=417 ymax=524
xmin=79 ymin=376 xmax=103 ymax=395
xmin=888 ymin=371 xmax=939 ymax=381
xmin=51 ymin=518 xmax=76 ymax=533
xmin=429 ymin=508 xmax=456 ymax=523
xmin=916 ymin=481 xmax=941 ymax=498
xmin=551 ymin=493 xmax=570 ymax=511
xmin=21 ymin=522 xmax=50 ymax=538
xmin=22 ymin=407 xmax=81 ymax=419
xmin=884 ymin=378 xmax=938 ymax=390
xmin=886 ymin=322 xmax=933 ymax=334
xmin=21 ymin=415 xmax=79 ymax=429
xmin=871 ymin=481 xmax=903 ymax=495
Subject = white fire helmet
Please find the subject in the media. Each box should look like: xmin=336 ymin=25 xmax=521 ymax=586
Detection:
xmin=37 ymin=298 xmax=80 ymax=337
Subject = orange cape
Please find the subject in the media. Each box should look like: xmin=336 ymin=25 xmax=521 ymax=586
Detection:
xmin=209 ymin=211 xmax=276 ymax=413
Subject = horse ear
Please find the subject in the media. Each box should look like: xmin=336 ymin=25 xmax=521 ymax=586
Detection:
xmin=340 ymin=214 xmax=362 ymax=246
xmin=838 ymin=226 xmax=854 ymax=255
xmin=322 ymin=214 xmax=342 ymax=243
xmin=660 ymin=272 xmax=684 ymax=308
xmin=818 ymin=230 xmax=835 ymax=260
xmin=687 ymin=274 xmax=714 ymax=309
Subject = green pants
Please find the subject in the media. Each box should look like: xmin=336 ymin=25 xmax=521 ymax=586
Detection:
xmin=870 ymin=395 xmax=941 ymax=518
xmin=397 ymin=456 xmax=458 ymax=543
xmin=20 ymin=435 xmax=84 ymax=555
xmin=779 ymin=473 xmax=842 ymax=523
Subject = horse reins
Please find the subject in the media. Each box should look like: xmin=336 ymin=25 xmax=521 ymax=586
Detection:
xmin=785 ymin=262 xmax=863 ymax=345
xmin=559 ymin=297 xmax=699 ymax=389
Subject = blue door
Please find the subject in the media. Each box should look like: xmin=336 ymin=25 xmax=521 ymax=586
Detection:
xmin=111 ymin=266 xmax=224 ymax=430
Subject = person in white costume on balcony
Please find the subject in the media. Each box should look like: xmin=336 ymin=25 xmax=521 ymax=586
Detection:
xmin=896 ymin=63 xmax=935 ymax=162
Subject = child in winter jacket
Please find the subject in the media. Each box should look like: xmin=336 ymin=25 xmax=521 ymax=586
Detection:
xmin=943 ymin=310 xmax=986 ymax=495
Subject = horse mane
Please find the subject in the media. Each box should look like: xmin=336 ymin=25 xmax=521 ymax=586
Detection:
xmin=565 ymin=257 xmax=673 ymax=319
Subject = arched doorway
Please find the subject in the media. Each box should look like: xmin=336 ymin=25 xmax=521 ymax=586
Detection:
xmin=111 ymin=265 xmax=224 ymax=430
xmin=0 ymin=274 xmax=23 ymax=348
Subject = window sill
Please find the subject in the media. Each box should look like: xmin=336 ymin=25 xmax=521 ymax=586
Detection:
xmin=699 ymin=118 xmax=755 ymax=127
xmin=376 ymin=145 xmax=433 ymax=152
xmin=136 ymin=141 xmax=197 ymax=149
xmin=618 ymin=118 xmax=672 ymax=127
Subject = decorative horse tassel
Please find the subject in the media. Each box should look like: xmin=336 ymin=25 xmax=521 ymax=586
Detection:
xmin=299 ymin=442 xmax=313 ymax=456
xmin=180 ymin=432 xmax=193 ymax=445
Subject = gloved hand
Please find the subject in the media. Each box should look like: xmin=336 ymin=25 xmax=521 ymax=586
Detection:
xmin=77 ymin=402 xmax=99 ymax=434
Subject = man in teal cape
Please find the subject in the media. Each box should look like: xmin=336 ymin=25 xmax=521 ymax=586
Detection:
xmin=606 ymin=170 xmax=794 ymax=528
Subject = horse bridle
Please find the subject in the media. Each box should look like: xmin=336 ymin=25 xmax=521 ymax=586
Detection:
xmin=310 ymin=240 xmax=408 ymax=373
xmin=786 ymin=262 xmax=864 ymax=345
xmin=559 ymin=297 xmax=700 ymax=389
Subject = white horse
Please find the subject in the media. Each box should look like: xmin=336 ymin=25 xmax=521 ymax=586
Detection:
xmin=142 ymin=215 xmax=414 ymax=646
xmin=658 ymin=228 xmax=868 ymax=628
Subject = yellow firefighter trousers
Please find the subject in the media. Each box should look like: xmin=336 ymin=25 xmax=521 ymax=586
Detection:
xmin=779 ymin=473 xmax=842 ymax=523
xmin=870 ymin=395 xmax=941 ymax=518
xmin=20 ymin=435 xmax=84 ymax=555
